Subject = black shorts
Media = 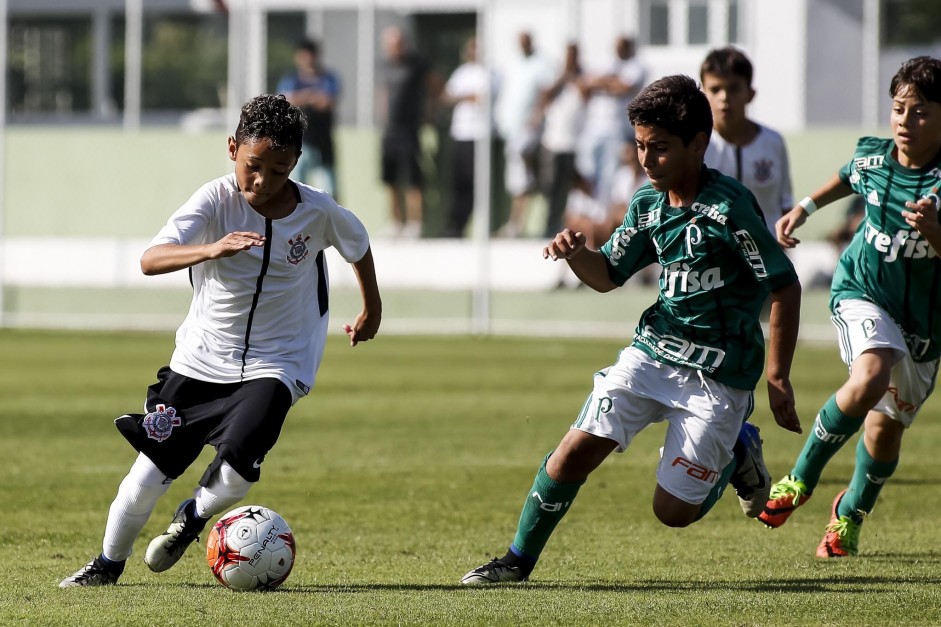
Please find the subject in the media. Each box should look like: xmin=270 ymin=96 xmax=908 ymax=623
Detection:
xmin=381 ymin=128 xmax=423 ymax=187
xmin=114 ymin=366 xmax=292 ymax=484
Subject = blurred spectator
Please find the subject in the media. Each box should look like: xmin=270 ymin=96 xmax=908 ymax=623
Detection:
xmin=700 ymin=46 xmax=793 ymax=232
xmin=440 ymin=36 xmax=495 ymax=238
xmin=379 ymin=26 xmax=432 ymax=238
xmin=539 ymin=42 xmax=587 ymax=237
xmin=827 ymin=195 xmax=866 ymax=253
xmin=577 ymin=36 xmax=647 ymax=208
xmin=555 ymin=141 xmax=653 ymax=289
xmin=277 ymin=39 xmax=340 ymax=199
xmin=608 ymin=141 xmax=647 ymax=231
xmin=610 ymin=142 xmax=658 ymax=285
xmin=494 ymin=31 xmax=554 ymax=237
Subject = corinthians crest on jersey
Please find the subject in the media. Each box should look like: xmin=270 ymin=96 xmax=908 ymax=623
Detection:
xmin=287 ymin=232 xmax=311 ymax=265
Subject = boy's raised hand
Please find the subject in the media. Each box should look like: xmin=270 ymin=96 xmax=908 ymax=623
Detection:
xmin=543 ymin=229 xmax=588 ymax=261
xmin=775 ymin=207 xmax=807 ymax=248
xmin=213 ymin=231 xmax=266 ymax=258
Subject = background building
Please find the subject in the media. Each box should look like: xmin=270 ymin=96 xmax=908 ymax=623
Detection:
xmin=2 ymin=0 xmax=940 ymax=332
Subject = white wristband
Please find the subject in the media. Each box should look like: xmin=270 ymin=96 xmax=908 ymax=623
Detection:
xmin=798 ymin=196 xmax=818 ymax=215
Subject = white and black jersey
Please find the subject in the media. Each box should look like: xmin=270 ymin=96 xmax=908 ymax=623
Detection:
xmin=704 ymin=124 xmax=793 ymax=232
xmin=150 ymin=174 xmax=369 ymax=403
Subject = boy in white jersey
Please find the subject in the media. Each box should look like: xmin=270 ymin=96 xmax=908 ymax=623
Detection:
xmin=701 ymin=47 xmax=793 ymax=232
xmin=461 ymin=75 xmax=802 ymax=585
xmin=760 ymin=57 xmax=941 ymax=558
xmin=60 ymin=94 xmax=382 ymax=587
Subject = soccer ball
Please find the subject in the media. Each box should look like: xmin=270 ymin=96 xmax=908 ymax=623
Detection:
xmin=206 ymin=505 xmax=296 ymax=591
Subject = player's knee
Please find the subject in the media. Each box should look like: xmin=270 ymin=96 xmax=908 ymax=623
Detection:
xmin=207 ymin=459 xmax=253 ymax=499
xmin=845 ymin=352 xmax=893 ymax=407
xmin=651 ymin=486 xmax=698 ymax=527
xmin=652 ymin=505 xmax=695 ymax=528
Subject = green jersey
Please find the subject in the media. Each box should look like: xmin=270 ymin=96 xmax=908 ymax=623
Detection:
xmin=833 ymin=137 xmax=941 ymax=362
xmin=600 ymin=168 xmax=798 ymax=389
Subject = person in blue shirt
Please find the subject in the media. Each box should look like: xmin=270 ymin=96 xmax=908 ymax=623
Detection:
xmin=277 ymin=39 xmax=341 ymax=200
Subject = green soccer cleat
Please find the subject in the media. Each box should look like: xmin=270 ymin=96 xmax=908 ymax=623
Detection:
xmin=758 ymin=474 xmax=811 ymax=528
xmin=816 ymin=489 xmax=863 ymax=558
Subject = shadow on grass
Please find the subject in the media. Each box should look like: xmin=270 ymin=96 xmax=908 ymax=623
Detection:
xmin=167 ymin=574 xmax=941 ymax=595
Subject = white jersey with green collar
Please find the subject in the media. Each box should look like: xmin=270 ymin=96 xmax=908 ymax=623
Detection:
xmin=833 ymin=136 xmax=941 ymax=362
xmin=600 ymin=168 xmax=798 ymax=389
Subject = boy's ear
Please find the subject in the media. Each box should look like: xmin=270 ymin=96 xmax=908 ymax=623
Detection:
xmin=227 ymin=136 xmax=238 ymax=162
xmin=691 ymin=131 xmax=709 ymax=158
xmin=746 ymin=87 xmax=756 ymax=105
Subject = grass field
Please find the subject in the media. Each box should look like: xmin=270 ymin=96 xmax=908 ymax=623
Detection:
xmin=3 ymin=330 xmax=941 ymax=626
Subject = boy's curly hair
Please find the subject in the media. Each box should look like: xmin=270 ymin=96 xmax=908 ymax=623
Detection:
xmin=627 ymin=75 xmax=713 ymax=146
xmin=234 ymin=94 xmax=307 ymax=153
xmin=891 ymin=56 xmax=941 ymax=104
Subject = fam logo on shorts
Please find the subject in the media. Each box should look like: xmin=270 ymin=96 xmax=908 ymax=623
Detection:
xmin=287 ymin=233 xmax=311 ymax=265
xmin=143 ymin=404 xmax=181 ymax=442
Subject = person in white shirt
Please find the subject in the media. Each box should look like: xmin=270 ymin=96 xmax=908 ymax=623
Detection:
xmin=60 ymin=94 xmax=382 ymax=588
xmin=577 ymin=36 xmax=647 ymax=208
xmin=494 ymin=31 xmax=554 ymax=237
xmin=441 ymin=36 xmax=495 ymax=237
xmin=539 ymin=42 xmax=588 ymax=237
xmin=701 ymin=46 xmax=793 ymax=232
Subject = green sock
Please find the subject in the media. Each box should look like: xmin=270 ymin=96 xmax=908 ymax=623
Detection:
xmin=511 ymin=454 xmax=584 ymax=560
xmin=792 ymin=394 xmax=865 ymax=492
xmin=694 ymin=455 xmax=737 ymax=521
xmin=838 ymin=437 xmax=898 ymax=523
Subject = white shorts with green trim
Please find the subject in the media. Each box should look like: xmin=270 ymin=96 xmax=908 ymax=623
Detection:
xmin=832 ymin=298 xmax=940 ymax=427
xmin=571 ymin=346 xmax=754 ymax=505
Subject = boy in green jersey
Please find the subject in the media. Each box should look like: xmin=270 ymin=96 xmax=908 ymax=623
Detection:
xmin=461 ymin=75 xmax=802 ymax=584
xmin=760 ymin=56 xmax=941 ymax=558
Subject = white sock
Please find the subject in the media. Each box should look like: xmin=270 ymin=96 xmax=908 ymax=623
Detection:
xmin=193 ymin=461 xmax=252 ymax=518
xmin=101 ymin=454 xmax=171 ymax=562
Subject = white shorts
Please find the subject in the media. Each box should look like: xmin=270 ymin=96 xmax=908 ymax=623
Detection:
xmin=504 ymin=130 xmax=540 ymax=196
xmin=571 ymin=346 xmax=754 ymax=505
xmin=832 ymin=298 xmax=940 ymax=427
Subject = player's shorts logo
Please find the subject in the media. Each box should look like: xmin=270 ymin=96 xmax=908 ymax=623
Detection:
xmin=287 ymin=233 xmax=311 ymax=265
xmin=142 ymin=404 xmax=181 ymax=442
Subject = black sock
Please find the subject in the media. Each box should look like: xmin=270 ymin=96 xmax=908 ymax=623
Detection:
xmin=500 ymin=548 xmax=536 ymax=577
xmin=98 ymin=554 xmax=126 ymax=575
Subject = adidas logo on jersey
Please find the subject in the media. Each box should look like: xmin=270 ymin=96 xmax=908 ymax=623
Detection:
xmin=866 ymin=189 xmax=880 ymax=206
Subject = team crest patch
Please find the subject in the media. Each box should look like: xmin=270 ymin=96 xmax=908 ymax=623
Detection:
xmin=753 ymin=159 xmax=773 ymax=183
xmin=143 ymin=404 xmax=181 ymax=442
xmin=287 ymin=233 xmax=311 ymax=265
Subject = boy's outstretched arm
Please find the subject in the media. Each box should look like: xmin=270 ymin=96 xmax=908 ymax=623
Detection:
xmin=776 ymin=174 xmax=853 ymax=248
xmin=543 ymin=229 xmax=618 ymax=293
xmin=344 ymin=246 xmax=382 ymax=346
xmin=765 ymin=279 xmax=802 ymax=434
xmin=141 ymin=232 xmax=266 ymax=275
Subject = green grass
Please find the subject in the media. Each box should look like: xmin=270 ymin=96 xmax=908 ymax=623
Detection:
xmin=3 ymin=330 xmax=940 ymax=626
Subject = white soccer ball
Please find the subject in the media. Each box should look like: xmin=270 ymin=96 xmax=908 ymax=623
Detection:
xmin=206 ymin=505 xmax=296 ymax=591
